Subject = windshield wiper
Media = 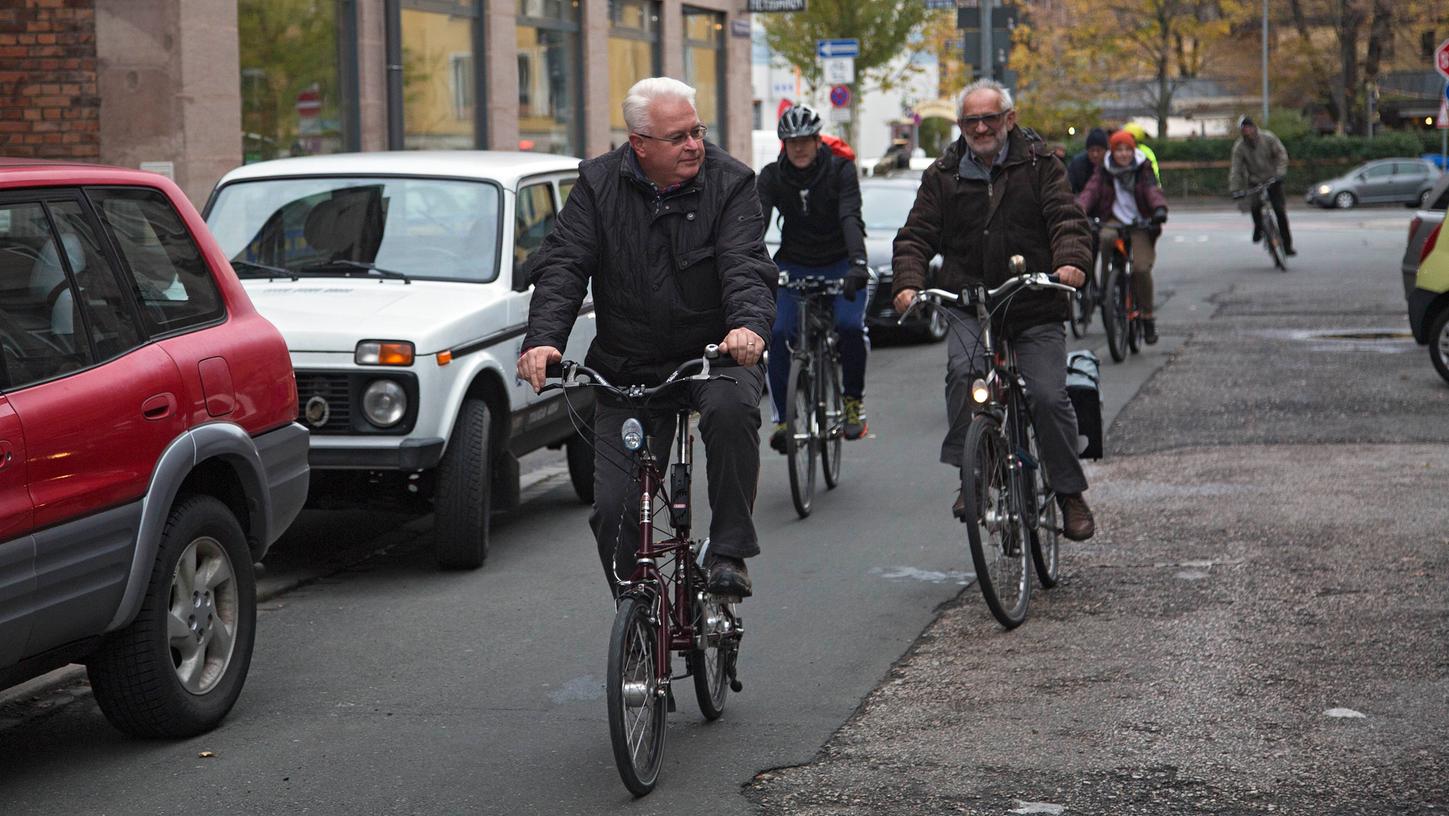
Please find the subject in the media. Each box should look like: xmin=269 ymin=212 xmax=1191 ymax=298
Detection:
xmin=295 ymin=259 xmax=411 ymax=284
xmin=232 ymin=259 xmax=299 ymax=281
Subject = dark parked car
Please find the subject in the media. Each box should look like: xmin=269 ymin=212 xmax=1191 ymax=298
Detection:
xmin=0 ymin=160 xmax=309 ymax=736
xmin=1307 ymin=158 xmax=1440 ymax=209
xmin=764 ymin=176 xmax=944 ymax=342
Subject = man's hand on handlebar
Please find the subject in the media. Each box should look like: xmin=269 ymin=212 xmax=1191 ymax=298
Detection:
xmin=720 ymin=327 xmax=765 ymax=366
xmin=517 ymin=345 xmax=562 ymax=394
xmin=1054 ymin=265 xmax=1086 ymax=288
xmin=893 ymin=287 xmax=919 ymax=315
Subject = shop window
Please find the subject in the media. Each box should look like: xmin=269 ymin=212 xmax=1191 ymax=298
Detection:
xmin=238 ymin=0 xmax=352 ymax=162
xmin=402 ymin=2 xmax=481 ymax=149
xmin=518 ymin=0 xmax=583 ymax=155
xmin=682 ymin=7 xmax=725 ymax=146
xmin=608 ymin=0 xmax=660 ymax=149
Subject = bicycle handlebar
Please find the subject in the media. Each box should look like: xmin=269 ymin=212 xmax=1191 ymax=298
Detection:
xmin=540 ymin=344 xmax=736 ymax=402
xmin=898 ymin=272 xmax=1075 ymax=324
xmin=1232 ymin=176 xmax=1283 ymax=199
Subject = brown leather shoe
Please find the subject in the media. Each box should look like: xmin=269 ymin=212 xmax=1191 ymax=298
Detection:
xmin=1058 ymin=492 xmax=1095 ymax=541
xmin=952 ymin=489 xmax=966 ymax=519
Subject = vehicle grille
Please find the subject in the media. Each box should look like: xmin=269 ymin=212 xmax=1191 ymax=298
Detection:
xmin=295 ymin=372 xmax=352 ymax=433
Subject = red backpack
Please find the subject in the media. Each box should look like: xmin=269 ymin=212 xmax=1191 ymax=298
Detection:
xmin=820 ymin=134 xmax=856 ymax=161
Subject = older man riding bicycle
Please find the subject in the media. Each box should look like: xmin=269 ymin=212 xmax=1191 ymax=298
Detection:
xmin=891 ymin=78 xmax=1096 ymax=541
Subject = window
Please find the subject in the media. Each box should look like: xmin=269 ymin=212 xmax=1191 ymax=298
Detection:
xmin=514 ymin=183 xmax=557 ymax=273
xmin=559 ymin=178 xmax=576 ymax=203
xmin=0 ymin=201 xmax=93 ymax=388
xmin=1394 ymin=162 xmax=1427 ymax=178
xmin=238 ymin=0 xmax=352 ymax=163
xmin=207 ymin=176 xmax=504 ymax=284
xmin=682 ymin=7 xmax=725 ymax=146
xmin=88 ymin=188 xmax=225 ymax=337
xmin=608 ymin=0 xmax=660 ymax=149
xmin=402 ymin=2 xmax=481 ymax=149
xmin=1365 ymin=163 xmax=1394 ymax=178
xmin=518 ymin=0 xmax=582 ymax=156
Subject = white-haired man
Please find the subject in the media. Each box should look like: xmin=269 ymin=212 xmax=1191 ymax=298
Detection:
xmin=891 ymin=78 xmax=1097 ymax=541
xmin=517 ymin=77 xmax=777 ymax=598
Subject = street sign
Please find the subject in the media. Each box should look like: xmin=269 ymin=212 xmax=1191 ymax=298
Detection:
xmin=822 ymin=57 xmax=854 ymax=84
xmin=1439 ymin=96 xmax=1449 ymax=130
xmin=829 ymin=106 xmax=852 ymax=123
xmin=1436 ymin=38 xmax=1449 ymax=80
xmin=817 ymin=38 xmax=859 ymax=58
xmin=748 ymin=0 xmax=805 ymax=11
xmin=829 ymin=84 xmax=851 ymax=108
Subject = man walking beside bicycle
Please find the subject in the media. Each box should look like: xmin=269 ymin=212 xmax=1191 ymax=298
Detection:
xmin=891 ymin=78 xmax=1095 ymax=541
xmin=1077 ymin=128 xmax=1169 ymax=344
xmin=757 ymin=104 xmax=872 ymax=450
xmin=516 ymin=77 xmax=777 ymax=599
xmin=1230 ymin=115 xmax=1295 ymax=257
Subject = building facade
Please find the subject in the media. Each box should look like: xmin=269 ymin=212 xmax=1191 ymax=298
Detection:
xmin=1 ymin=0 xmax=755 ymax=206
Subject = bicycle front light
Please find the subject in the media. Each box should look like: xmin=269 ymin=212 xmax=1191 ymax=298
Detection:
xmin=971 ymin=378 xmax=990 ymax=404
xmin=362 ymin=379 xmax=407 ymax=427
xmin=621 ymin=418 xmax=645 ymax=451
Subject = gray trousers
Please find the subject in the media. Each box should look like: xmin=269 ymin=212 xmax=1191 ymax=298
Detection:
xmin=941 ymin=314 xmax=1088 ymax=495
xmin=590 ymin=363 xmax=765 ymax=587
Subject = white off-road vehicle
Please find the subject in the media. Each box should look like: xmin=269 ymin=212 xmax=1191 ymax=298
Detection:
xmin=205 ymin=151 xmax=595 ymax=568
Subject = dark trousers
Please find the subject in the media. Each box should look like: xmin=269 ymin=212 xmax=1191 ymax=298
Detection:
xmin=940 ymin=315 xmax=1087 ymax=496
xmin=1251 ymin=179 xmax=1294 ymax=251
xmin=768 ymin=258 xmax=869 ymax=420
xmin=589 ymin=363 xmax=765 ymax=588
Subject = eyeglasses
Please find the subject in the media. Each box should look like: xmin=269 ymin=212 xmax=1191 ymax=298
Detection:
xmin=632 ymin=125 xmax=708 ymax=147
xmin=957 ymin=110 xmax=1012 ymax=131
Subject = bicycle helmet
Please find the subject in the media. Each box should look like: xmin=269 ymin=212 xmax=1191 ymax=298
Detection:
xmin=777 ymin=105 xmax=823 ymax=140
xmin=1121 ymin=122 xmax=1148 ymax=142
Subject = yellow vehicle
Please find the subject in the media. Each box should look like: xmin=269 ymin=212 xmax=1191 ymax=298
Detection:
xmin=1408 ymin=221 xmax=1449 ymax=384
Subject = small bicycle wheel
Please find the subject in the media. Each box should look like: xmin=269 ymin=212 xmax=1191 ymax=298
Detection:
xmin=962 ymin=417 xmax=1031 ymax=629
xmin=1015 ymin=402 xmax=1060 ymax=588
xmin=607 ymin=596 xmax=667 ymax=797
xmin=818 ymin=346 xmax=844 ymax=490
xmin=690 ymin=571 xmax=731 ymax=720
xmin=784 ymin=358 xmax=816 ymax=518
xmin=1101 ymin=260 xmax=1129 ymax=363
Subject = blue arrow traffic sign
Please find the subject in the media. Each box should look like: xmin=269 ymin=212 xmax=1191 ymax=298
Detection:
xmin=817 ymin=38 xmax=860 ymax=58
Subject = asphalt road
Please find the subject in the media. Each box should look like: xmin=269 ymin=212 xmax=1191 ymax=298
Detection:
xmin=2 ymin=205 xmax=1445 ymax=815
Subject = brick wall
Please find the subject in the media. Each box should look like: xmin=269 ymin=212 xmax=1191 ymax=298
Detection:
xmin=0 ymin=0 xmax=99 ymax=159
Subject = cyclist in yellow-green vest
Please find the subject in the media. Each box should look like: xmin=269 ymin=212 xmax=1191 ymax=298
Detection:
xmin=1121 ymin=123 xmax=1159 ymax=183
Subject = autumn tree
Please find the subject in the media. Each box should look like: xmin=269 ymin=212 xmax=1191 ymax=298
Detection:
xmin=760 ymin=0 xmax=933 ymax=145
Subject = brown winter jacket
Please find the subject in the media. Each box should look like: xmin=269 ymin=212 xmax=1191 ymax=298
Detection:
xmin=892 ymin=127 xmax=1093 ymax=329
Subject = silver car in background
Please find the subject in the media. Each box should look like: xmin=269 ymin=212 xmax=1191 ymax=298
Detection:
xmin=1307 ymin=158 xmax=1440 ymax=210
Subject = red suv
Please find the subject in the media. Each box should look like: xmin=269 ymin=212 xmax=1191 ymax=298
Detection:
xmin=0 ymin=161 xmax=309 ymax=736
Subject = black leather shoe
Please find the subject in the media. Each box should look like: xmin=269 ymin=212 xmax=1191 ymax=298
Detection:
xmin=1142 ymin=319 xmax=1158 ymax=345
xmin=1251 ymin=228 xmax=1262 ymax=243
xmin=707 ymin=554 xmax=752 ymax=598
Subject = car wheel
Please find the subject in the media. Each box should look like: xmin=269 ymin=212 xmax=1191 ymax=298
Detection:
xmin=87 ymin=495 xmax=256 ymax=738
xmin=434 ymin=398 xmax=492 ymax=569
xmin=1429 ymin=307 xmax=1449 ymax=386
xmin=1334 ymin=191 xmax=1357 ymax=209
xmin=566 ymin=430 xmax=595 ymax=504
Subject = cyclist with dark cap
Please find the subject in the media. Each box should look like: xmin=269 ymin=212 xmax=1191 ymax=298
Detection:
xmin=1230 ymin=114 xmax=1295 ymax=256
xmin=1067 ymin=127 xmax=1109 ymax=195
xmin=757 ymin=104 xmax=873 ymax=451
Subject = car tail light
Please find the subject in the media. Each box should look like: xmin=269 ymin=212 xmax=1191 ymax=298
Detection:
xmin=1421 ymin=223 xmax=1442 ymax=265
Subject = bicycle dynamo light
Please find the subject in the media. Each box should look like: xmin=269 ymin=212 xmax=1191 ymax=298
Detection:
xmin=621 ymin=418 xmax=645 ymax=451
xmin=971 ymin=378 xmax=990 ymax=404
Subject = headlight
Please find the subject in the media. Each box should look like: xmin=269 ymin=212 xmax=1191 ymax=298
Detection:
xmin=362 ymin=379 xmax=407 ymax=427
xmin=971 ymin=378 xmax=990 ymax=404
xmin=356 ymin=340 xmax=414 ymax=366
xmin=1317 ymin=184 xmax=1332 ymax=195
xmin=621 ymin=417 xmax=645 ymax=451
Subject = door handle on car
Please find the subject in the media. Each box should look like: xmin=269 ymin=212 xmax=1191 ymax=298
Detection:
xmin=141 ymin=393 xmax=177 ymax=421
xmin=0 ymin=440 xmax=12 ymax=471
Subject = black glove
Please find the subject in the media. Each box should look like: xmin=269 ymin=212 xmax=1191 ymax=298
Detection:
xmin=842 ymin=264 xmax=871 ymax=301
xmin=1151 ymin=207 xmax=1168 ymax=225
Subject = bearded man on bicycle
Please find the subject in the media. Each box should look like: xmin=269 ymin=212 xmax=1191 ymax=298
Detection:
xmin=1077 ymin=128 xmax=1169 ymax=344
xmin=757 ymin=104 xmax=872 ymax=450
xmin=891 ymin=78 xmax=1096 ymax=541
xmin=516 ymin=77 xmax=777 ymax=598
xmin=1230 ymin=115 xmax=1295 ymax=257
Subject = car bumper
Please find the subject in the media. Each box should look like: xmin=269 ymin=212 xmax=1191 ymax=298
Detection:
xmin=1408 ymin=287 xmax=1438 ymax=343
xmin=1305 ymin=190 xmax=1334 ymax=207
xmin=254 ymin=421 xmax=311 ymax=548
xmin=308 ymin=437 xmax=447 ymax=470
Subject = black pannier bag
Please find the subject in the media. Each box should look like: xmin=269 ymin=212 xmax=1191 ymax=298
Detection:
xmin=1065 ymin=349 xmax=1102 ymax=459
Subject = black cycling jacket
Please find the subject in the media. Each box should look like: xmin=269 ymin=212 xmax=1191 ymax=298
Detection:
xmin=757 ymin=145 xmax=868 ymax=269
xmin=522 ymin=142 xmax=777 ymax=385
